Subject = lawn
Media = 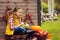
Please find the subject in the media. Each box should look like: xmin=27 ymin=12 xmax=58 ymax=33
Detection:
xmin=41 ymin=14 xmax=60 ymax=40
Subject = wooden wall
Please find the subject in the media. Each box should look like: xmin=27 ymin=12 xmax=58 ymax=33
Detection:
xmin=0 ymin=0 xmax=38 ymax=39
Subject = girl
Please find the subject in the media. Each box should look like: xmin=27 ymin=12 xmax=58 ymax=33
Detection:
xmin=5 ymin=8 xmax=27 ymax=40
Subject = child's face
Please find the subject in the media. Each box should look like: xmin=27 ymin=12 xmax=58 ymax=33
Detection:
xmin=16 ymin=9 xmax=22 ymax=17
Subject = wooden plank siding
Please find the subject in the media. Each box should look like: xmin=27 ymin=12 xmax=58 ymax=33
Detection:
xmin=0 ymin=0 xmax=38 ymax=39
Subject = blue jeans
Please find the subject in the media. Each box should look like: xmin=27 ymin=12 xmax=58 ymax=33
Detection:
xmin=14 ymin=27 xmax=27 ymax=35
xmin=14 ymin=27 xmax=35 ymax=37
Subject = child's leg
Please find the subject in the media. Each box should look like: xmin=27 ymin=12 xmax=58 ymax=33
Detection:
xmin=14 ymin=27 xmax=27 ymax=35
xmin=27 ymin=30 xmax=35 ymax=38
xmin=13 ymin=27 xmax=27 ymax=40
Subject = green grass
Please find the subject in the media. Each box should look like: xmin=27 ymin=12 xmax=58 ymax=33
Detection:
xmin=41 ymin=14 xmax=60 ymax=40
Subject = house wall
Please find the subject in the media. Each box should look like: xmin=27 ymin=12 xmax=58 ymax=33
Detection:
xmin=0 ymin=0 xmax=38 ymax=39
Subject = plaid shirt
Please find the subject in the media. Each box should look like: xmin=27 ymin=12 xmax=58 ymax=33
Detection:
xmin=9 ymin=18 xmax=14 ymax=29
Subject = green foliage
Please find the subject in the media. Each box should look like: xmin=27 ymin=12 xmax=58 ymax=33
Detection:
xmin=42 ymin=0 xmax=60 ymax=13
xmin=54 ymin=0 xmax=60 ymax=11
xmin=42 ymin=2 xmax=48 ymax=13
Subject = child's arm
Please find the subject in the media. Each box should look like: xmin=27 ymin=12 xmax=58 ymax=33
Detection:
xmin=9 ymin=18 xmax=24 ymax=29
xmin=17 ymin=22 xmax=24 ymax=27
